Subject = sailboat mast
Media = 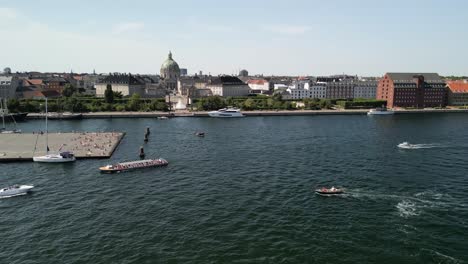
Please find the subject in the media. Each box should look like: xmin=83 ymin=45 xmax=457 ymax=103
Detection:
xmin=1 ymin=99 xmax=5 ymax=130
xmin=45 ymin=97 xmax=48 ymax=154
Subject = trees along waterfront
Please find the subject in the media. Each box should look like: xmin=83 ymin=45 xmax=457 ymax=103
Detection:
xmin=10 ymin=92 xmax=385 ymax=113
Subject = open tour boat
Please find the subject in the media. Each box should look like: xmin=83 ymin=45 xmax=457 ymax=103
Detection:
xmin=99 ymin=158 xmax=169 ymax=173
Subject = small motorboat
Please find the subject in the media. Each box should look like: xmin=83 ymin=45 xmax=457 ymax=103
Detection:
xmin=315 ymin=186 xmax=344 ymax=195
xmin=157 ymin=116 xmax=169 ymax=120
xmin=398 ymin=142 xmax=410 ymax=148
xmin=195 ymin=132 xmax=205 ymax=137
xmin=0 ymin=185 xmax=34 ymax=197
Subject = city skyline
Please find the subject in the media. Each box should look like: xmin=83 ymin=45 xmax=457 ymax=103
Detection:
xmin=1 ymin=0 xmax=468 ymax=76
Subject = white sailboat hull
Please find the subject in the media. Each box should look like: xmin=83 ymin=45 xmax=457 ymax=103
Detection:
xmin=33 ymin=154 xmax=76 ymax=163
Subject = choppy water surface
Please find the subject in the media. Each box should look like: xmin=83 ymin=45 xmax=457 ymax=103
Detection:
xmin=1 ymin=114 xmax=468 ymax=263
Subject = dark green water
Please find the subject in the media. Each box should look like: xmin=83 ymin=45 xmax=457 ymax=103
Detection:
xmin=1 ymin=115 xmax=468 ymax=263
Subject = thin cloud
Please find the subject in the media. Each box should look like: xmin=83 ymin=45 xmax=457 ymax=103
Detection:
xmin=0 ymin=7 xmax=18 ymax=20
xmin=112 ymin=22 xmax=145 ymax=34
xmin=261 ymin=24 xmax=311 ymax=35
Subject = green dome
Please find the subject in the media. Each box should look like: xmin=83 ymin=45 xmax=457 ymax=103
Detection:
xmin=160 ymin=52 xmax=180 ymax=77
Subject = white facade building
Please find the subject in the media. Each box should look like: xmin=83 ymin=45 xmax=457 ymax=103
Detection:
xmin=353 ymin=80 xmax=378 ymax=99
xmin=247 ymin=79 xmax=270 ymax=92
xmin=95 ymin=74 xmax=145 ymax=97
xmin=309 ymin=82 xmax=327 ymax=99
xmin=285 ymin=81 xmax=311 ymax=99
xmin=206 ymin=76 xmax=250 ymax=97
xmin=274 ymin=84 xmax=288 ymax=90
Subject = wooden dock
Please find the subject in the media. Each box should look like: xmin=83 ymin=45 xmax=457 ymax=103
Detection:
xmin=0 ymin=132 xmax=125 ymax=162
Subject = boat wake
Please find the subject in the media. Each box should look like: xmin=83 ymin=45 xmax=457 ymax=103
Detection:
xmin=343 ymin=189 xmax=463 ymax=218
xmin=397 ymin=142 xmax=442 ymax=149
xmin=396 ymin=200 xmax=419 ymax=218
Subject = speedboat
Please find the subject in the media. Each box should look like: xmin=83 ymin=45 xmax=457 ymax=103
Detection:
xmin=208 ymin=108 xmax=244 ymax=118
xmin=315 ymin=186 xmax=344 ymax=195
xmin=398 ymin=142 xmax=410 ymax=148
xmin=33 ymin=151 xmax=76 ymax=163
xmin=195 ymin=132 xmax=205 ymax=137
xmin=99 ymin=158 xmax=169 ymax=173
xmin=367 ymin=107 xmax=394 ymax=115
xmin=157 ymin=116 xmax=169 ymax=120
xmin=0 ymin=185 xmax=34 ymax=197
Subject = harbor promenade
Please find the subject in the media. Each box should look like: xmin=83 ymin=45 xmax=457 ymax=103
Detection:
xmin=0 ymin=132 xmax=124 ymax=162
xmin=24 ymin=108 xmax=468 ymax=119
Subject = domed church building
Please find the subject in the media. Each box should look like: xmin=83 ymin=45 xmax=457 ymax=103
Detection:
xmin=160 ymin=51 xmax=180 ymax=92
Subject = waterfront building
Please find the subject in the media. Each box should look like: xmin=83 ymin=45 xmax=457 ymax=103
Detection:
xmin=447 ymin=80 xmax=468 ymax=106
xmin=22 ymin=90 xmax=61 ymax=99
xmin=353 ymin=80 xmax=378 ymax=99
xmin=160 ymin=52 xmax=180 ymax=92
xmin=95 ymin=73 xmax=145 ymax=97
xmin=274 ymin=84 xmax=289 ymax=90
xmin=247 ymin=79 xmax=272 ymax=94
xmin=44 ymin=77 xmax=69 ymax=94
xmin=309 ymin=82 xmax=327 ymax=99
xmin=326 ymin=81 xmax=354 ymax=99
xmin=206 ymin=76 xmax=250 ymax=97
xmin=0 ymin=76 xmax=19 ymax=99
xmin=377 ymin=73 xmax=447 ymax=108
xmin=17 ymin=78 xmax=45 ymax=98
xmin=285 ymin=79 xmax=312 ymax=99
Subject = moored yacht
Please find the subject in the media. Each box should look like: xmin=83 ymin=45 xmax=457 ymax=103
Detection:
xmin=208 ymin=107 xmax=244 ymax=118
xmin=33 ymin=151 xmax=76 ymax=163
xmin=367 ymin=107 xmax=394 ymax=115
xmin=0 ymin=185 xmax=34 ymax=197
xmin=33 ymin=98 xmax=76 ymax=163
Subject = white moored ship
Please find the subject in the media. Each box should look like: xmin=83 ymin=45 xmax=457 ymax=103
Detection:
xmin=0 ymin=185 xmax=34 ymax=197
xmin=33 ymin=151 xmax=76 ymax=163
xmin=33 ymin=98 xmax=76 ymax=163
xmin=367 ymin=107 xmax=394 ymax=115
xmin=208 ymin=108 xmax=244 ymax=118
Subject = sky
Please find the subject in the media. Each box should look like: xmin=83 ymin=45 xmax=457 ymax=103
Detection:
xmin=0 ymin=0 xmax=467 ymax=76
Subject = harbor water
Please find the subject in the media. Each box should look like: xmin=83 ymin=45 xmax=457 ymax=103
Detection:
xmin=1 ymin=114 xmax=468 ymax=263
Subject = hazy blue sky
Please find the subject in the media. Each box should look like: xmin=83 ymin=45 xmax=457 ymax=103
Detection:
xmin=1 ymin=0 xmax=467 ymax=76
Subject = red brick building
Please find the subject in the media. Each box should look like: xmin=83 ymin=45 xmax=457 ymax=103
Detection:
xmin=377 ymin=73 xmax=447 ymax=108
xmin=446 ymin=80 xmax=468 ymax=106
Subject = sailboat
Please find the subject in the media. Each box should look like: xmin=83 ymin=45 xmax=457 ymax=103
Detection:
xmin=1 ymin=98 xmax=21 ymax=134
xmin=33 ymin=98 xmax=76 ymax=163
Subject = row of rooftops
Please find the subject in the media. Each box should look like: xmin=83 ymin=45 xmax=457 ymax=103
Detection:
xmin=2 ymin=71 xmax=468 ymax=93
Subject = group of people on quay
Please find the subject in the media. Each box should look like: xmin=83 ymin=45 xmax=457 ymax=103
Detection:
xmin=68 ymin=132 xmax=122 ymax=156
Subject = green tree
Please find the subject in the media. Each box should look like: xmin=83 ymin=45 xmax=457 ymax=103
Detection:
xmin=150 ymin=100 xmax=168 ymax=111
xmin=62 ymin=84 xmax=76 ymax=97
xmin=6 ymin=98 xmax=20 ymax=112
xmin=127 ymin=93 xmax=141 ymax=111
xmin=243 ymin=98 xmax=256 ymax=110
xmin=196 ymin=96 xmax=226 ymax=111
xmin=104 ymin=84 xmax=114 ymax=104
xmin=113 ymin=91 xmax=123 ymax=99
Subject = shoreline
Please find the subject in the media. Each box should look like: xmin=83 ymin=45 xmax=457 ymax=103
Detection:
xmin=23 ymin=108 xmax=468 ymax=119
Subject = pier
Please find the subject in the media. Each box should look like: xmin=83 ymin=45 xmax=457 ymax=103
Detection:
xmin=0 ymin=132 xmax=125 ymax=162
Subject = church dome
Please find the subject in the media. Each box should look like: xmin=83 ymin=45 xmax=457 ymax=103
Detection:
xmin=160 ymin=52 xmax=180 ymax=79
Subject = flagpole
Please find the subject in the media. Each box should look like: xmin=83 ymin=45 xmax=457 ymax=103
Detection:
xmin=45 ymin=97 xmax=48 ymax=155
